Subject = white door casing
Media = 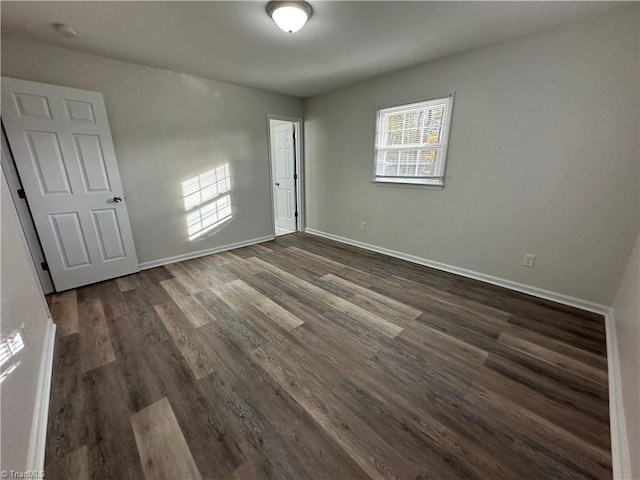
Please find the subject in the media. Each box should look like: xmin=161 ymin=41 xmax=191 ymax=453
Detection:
xmin=1 ymin=77 xmax=139 ymax=291
xmin=273 ymin=123 xmax=296 ymax=232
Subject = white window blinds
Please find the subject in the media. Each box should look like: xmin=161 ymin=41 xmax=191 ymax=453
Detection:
xmin=374 ymin=95 xmax=454 ymax=186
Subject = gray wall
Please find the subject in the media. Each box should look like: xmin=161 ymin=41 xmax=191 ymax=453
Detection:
xmin=612 ymin=235 xmax=639 ymax=479
xmin=1 ymin=170 xmax=53 ymax=471
xmin=1 ymin=38 xmax=303 ymax=265
xmin=303 ymin=6 xmax=639 ymax=305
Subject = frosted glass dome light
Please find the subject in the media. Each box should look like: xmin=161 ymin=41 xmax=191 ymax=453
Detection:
xmin=267 ymin=1 xmax=313 ymax=33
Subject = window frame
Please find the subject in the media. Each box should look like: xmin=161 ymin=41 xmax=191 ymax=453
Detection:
xmin=372 ymin=93 xmax=455 ymax=188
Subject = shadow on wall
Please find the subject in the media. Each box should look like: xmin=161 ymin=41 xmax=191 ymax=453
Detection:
xmin=181 ymin=163 xmax=234 ymax=241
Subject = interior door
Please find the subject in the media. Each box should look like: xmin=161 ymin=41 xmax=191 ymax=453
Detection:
xmin=274 ymin=123 xmax=296 ymax=232
xmin=1 ymin=128 xmax=55 ymax=294
xmin=1 ymin=77 xmax=139 ymax=291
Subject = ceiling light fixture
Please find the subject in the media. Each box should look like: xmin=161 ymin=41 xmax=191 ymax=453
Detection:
xmin=54 ymin=23 xmax=78 ymax=37
xmin=267 ymin=1 xmax=312 ymax=34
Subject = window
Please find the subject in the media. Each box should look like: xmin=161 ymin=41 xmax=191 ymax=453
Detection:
xmin=374 ymin=95 xmax=454 ymax=186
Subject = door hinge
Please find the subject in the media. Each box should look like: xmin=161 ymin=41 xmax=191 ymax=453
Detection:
xmin=17 ymin=188 xmax=26 ymax=199
xmin=41 ymin=261 xmax=49 ymax=271
xmin=293 ymin=173 xmax=297 ymax=180
xmin=295 ymin=212 xmax=299 ymax=218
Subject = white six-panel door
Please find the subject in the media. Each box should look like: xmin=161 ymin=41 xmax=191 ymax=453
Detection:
xmin=1 ymin=77 xmax=139 ymax=291
xmin=274 ymin=123 xmax=296 ymax=232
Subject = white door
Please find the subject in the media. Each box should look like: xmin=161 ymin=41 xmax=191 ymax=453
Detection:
xmin=273 ymin=123 xmax=296 ymax=232
xmin=1 ymin=77 xmax=139 ymax=291
xmin=1 ymin=129 xmax=55 ymax=294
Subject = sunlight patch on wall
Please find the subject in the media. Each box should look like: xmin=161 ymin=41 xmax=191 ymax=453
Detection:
xmin=0 ymin=329 xmax=25 ymax=384
xmin=186 ymin=194 xmax=232 ymax=240
xmin=182 ymin=164 xmax=233 ymax=241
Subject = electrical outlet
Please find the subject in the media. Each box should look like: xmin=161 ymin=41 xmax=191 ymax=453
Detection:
xmin=522 ymin=254 xmax=536 ymax=268
xmin=360 ymin=222 xmax=366 ymax=231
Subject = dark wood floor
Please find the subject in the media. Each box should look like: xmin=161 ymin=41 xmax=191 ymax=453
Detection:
xmin=45 ymin=232 xmax=612 ymax=480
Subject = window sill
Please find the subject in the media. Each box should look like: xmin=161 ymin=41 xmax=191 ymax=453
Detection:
xmin=372 ymin=179 xmax=444 ymax=190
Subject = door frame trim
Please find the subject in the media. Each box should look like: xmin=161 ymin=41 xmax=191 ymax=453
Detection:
xmin=266 ymin=114 xmax=304 ymax=236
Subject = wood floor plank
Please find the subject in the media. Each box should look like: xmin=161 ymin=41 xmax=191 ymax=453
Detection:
xmin=398 ymin=325 xmax=611 ymax=449
xmin=251 ymin=345 xmax=420 ymax=480
xmin=501 ymin=323 xmax=609 ymax=371
xmin=222 ymin=264 xmax=284 ymax=299
xmin=123 ymin=288 xmax=245 ymax=477
xmin=399 ymin=320 xmax=490 ymax=366
xmin=134 ymin=271 xmax=174 ymax=306
xmin=83 ymin=362 xmax=144 ymax=480
xmin=164 ymin=263 xmax=204 ymax=294
xmin=94 ymin=281 xmax=129 ymax=320
xmin=368 ymin=342 xmax=601 ymax=479
xmin=160 ymin=277 xmax=191 ymax=301
xmin=227 ymin=279 xmax=304 ymax=331
xmin=322 ymin=273 xmax=422 ymax=323
xmin=286 ymin=245 xmax=348 ymax=271
xmin=49 ymin=289 xmax=78 ymax=337
xmin=414 ymin=312 xmax=609 ymax=418
xmin=352 ymin=369 xmax=538 ymax=480
xmin=498 ymin=332 xmax=608 ymax=386
xmin=273 ymin=290 xmax=391 ymax=356
xmin=116 ymin=274 xmax=140 ymax=292
xmin=194 ymin=288 xmax=270 ymax=350
xmin=45 ymin=334 xmax=85 ymax=463
xmin=139 ymin=265 xmax=174 ymax=284
xmin=509 ymin=314 xmax=607 ymax=355
xmin=154 ymin=301 xmax=216 ymax=379
xmin=483 ymin=352 xmax=610 ymax=424
xmin=197 ymin=370 xmax=312 ymax=480
xmin=222 ymin=257 xmax=267 ymax=276
xmin=267 ymin=249 xmax=341 ymax=278
xmin=78 ymin=298 xmax=116 ymax=373
xmin=335 ymin=265 xmax=388 ymax=288
xmin=465 ymin=385 xmax=612 ymax=479
xmin=45 ymin=233 xmax=612 ymax=480
xmin=268 ymin=282 xmax=395 ymax=353
xmin=45 ymin=445 xmax=89 ymax=480
xmin=106 ymin=313 xmax=165 ymax=412
xmin=202 ymin=331 xmax=368 ymax=480
xmin=173 ymin=294 xmax=216 ymax=328
xmin=249 ymin=257 xmax=403 ymax=338
xmin=215 ymin=250 xmax=246 ymax=263
xmin=254 ymin=248 xmax=353 ymax=296
xmin=380 ymin=274 xmax=511 ymax=328
xmin=333 ymin=379 xmax=519 ymax=480
xmin=131 ymin=397 xmax=202 ymax=480
xmin=190 ymin=267 xmax=232 ymax=290
xmin=76 ymin=283 xmax=101 ymax=303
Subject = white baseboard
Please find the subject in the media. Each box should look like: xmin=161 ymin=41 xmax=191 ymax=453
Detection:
xmin=305 ymin=228 xmax=609 ymax=315
xmin=305 ymin=227 xmax=629 ymax=478
xmin=138 ymin=235 xmax=275 ymax=270
xmin=605 ymin=310 xmax=632 ymax=480
xmin=27 ymin=319 xmax=56 ymax=472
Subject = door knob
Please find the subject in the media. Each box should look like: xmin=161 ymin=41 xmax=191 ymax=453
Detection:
xmin=275 ymin=182 xmax=280 ymax=186
xmin=113 ymin=196 xmax=122 ymax=203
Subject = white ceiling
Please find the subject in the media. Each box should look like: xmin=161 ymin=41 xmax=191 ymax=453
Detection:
xmin=0 ymin=1 xmax=626 ymax=98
